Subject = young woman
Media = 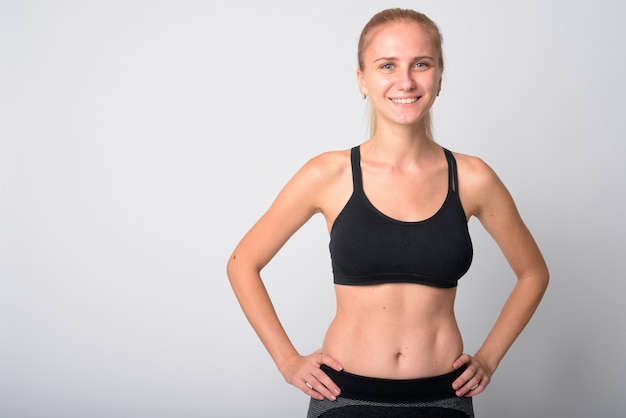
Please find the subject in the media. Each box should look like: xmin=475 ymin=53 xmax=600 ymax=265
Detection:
xmin=227 ymin=8 xmax=548 ymax=417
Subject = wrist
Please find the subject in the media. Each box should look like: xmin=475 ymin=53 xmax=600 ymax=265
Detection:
xmin=473 ymin=352 xmax=499 ymax=377
xmin=275 ymin=351 xmax=302 ymax=376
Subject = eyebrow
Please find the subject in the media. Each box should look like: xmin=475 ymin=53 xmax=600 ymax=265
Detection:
xmin=373 ymin=56 xmax=435 ymax=63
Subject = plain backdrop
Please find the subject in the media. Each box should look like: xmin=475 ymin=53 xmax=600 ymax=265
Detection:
xmin=2 ymin=0 xmax=625 ymax=417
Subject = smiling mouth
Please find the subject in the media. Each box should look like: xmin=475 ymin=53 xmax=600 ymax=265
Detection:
xmin=390 ymin=97 xmax=419 ymax=104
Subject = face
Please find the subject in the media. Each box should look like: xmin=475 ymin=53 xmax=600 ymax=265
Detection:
xmin=357 ymin=21 xmax=443 ymax=130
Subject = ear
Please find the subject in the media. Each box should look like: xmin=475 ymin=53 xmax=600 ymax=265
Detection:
xmin=356 ymin=68 xmax=367 ymax=96
xmin=436 ymin=71 xmax=443 ymax=96
xmin=437 ymin=68 xmax=444 ymax=92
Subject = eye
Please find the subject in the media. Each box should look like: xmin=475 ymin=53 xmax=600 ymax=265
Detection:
xmin=414 ymin=61 xmax=430 ymax=69
xmin=380 ymin=62 xmax=394 ymax=70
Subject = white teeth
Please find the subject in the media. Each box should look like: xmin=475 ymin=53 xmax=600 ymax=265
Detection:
xmin=392 ymin=97 xmax=418 ymax=104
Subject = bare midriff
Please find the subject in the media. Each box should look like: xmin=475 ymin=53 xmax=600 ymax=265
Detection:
xmin=321 ymin=282 xmax=463 ymax=379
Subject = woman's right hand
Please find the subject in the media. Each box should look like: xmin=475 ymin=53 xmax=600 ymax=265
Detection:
xmin=280 ymin=351 xmax=343 ymax=401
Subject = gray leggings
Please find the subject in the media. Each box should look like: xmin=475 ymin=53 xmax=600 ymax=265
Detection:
xmin=307 ymin=366 xmax=474 ymax=418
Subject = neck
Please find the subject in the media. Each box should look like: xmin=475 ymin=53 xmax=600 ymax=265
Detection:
xmin=364 ymin=121 xmax=439 ymax=166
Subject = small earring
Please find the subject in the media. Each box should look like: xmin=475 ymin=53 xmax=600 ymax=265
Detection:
xmin=362 ymin=93 xmax=367 ymax=100
xmin=437 ymin=90 xmax=441 ymax=97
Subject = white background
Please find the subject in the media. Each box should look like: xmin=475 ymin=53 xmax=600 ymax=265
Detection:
xmin=2 ymin=0 xmax=625 ymax=416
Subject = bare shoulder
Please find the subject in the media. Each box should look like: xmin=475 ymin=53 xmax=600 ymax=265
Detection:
xmin=279 ymin=148 xmax=352 ymax=214
xmin=293 ymin=148 xmax=353 ymax=223
xmin=299 ymin=148 xmax=352 ymax=183
xmin=451 ymin=151 xmax=500 ymax=186
xmin=449 ymin=150 xmax=510 ymax=218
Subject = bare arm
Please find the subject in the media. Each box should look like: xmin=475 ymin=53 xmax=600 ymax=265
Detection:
xmin=452 ymin=156 xmax=549 ymax=397
xmin=226 ymin=154 xmax=345 ymax=401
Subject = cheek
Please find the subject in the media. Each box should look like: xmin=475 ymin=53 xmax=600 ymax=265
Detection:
xmin=370 ymin=76 xmax=394 ymax=93
xmin=420 ymin=74 xmax=440 ymax=92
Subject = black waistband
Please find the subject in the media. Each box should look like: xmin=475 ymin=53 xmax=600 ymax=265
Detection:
xmin=321 ymin=365 xmax=465 ymax=403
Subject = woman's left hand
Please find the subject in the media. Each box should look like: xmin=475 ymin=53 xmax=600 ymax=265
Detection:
xmin=451 ymin=353 xmax=492 ymax=397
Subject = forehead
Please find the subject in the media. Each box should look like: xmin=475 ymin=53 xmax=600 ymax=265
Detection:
xmin=364 ymin=21 xmax=436 ymax=60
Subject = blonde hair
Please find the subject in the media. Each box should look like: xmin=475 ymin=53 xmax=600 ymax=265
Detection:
xmin=358 ymin=8 xmax=444 ymax=138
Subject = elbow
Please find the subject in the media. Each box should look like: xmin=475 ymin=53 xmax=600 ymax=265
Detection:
xmin=518 ymin=263 xmax=549 ymax=299
xmin=226 ymin=251 xmax=262 ymax=288
xmin=539 ymin=262 xmax=550 ymax=288
xmin=534 ymin=264 xmax=550 ymax=298
xmin=226 ymin=253 xmax=238 ymax=285
xmin=531 ymin=255 xmax=550 ymax=291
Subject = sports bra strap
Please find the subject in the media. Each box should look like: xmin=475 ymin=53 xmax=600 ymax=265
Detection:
xmin=443 ymin=148 xmax=458 ymax=193
xmin=350 ymin=146 xmax=363 ymax=191
xmin=352 ymin=146 xmax=458 ymax=194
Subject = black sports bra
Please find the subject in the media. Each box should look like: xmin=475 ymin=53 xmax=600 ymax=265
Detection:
xmin=329 ymin=146 xmax=473 ymax=288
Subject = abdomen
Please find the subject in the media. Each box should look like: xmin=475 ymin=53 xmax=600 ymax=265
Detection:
xmin=322 ymin=283 xmax=463 ymax=379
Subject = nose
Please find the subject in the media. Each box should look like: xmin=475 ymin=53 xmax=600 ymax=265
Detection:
xmin=397 ymin=68 xmax=416 ymax=91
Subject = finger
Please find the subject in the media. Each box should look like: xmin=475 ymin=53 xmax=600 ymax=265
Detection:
xmin=469 ymin=373 xmax=490 ymax=396
xmin=296 ymin=351 xmax=343 ymax=400
xmin=460 ymin=376 xmax=487 ymax=397
xmin=452 ymin=366 xmax=472 ymax=390
xmin=301 ymin=370 xmax=339 ymax=401
xmin=452 ymin=364 xmax=478 ymax=393
xmin=455 ymin=374 xmax=480 ymax=397
xmin=452 ymin=353 xmax=472 ymax=369
xmin=300 ymin=380 xmax=325 ymax=401
xmin=311 ymin=367 xmax=341 ymax=399
xmin=456 ymin=369 xmax=491 ymax=397
xmin=319 ymin=352 xmax=343 ymax=372
xmin=308 ymin=378 xmax=339 ymax=401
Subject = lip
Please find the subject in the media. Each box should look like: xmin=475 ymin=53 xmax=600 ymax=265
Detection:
xmin=389 ymin=96 xmax=420 ymax=104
